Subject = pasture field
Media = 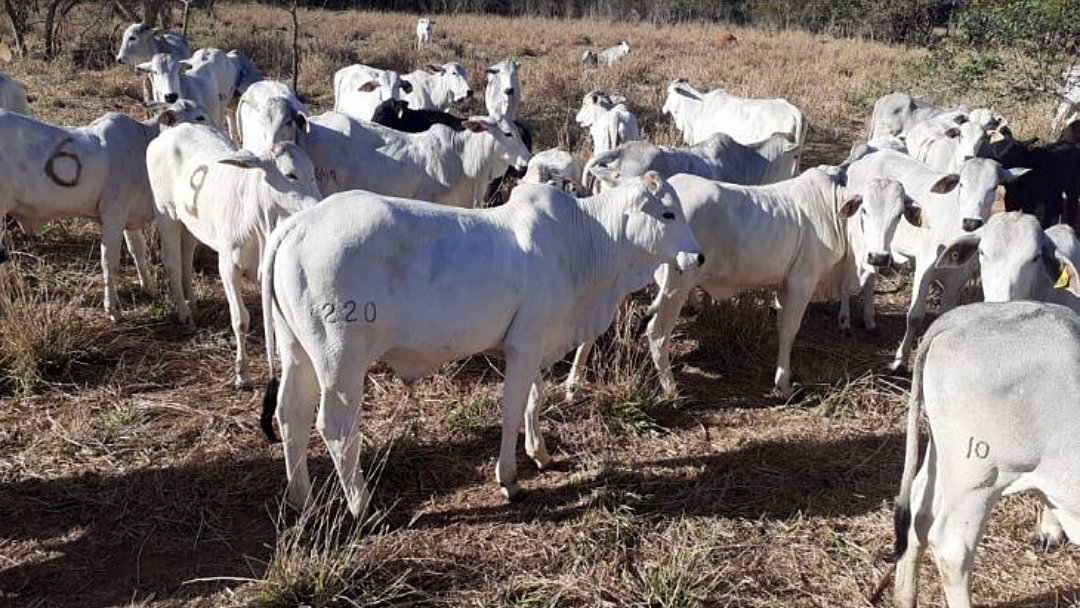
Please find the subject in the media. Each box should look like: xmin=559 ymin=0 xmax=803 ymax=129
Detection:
xmin=0 ymin=5 xmax=1074 ymax=607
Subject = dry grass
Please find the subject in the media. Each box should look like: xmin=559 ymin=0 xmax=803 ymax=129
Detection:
xmin=0 ymin=5 xmax=1074 ymax=608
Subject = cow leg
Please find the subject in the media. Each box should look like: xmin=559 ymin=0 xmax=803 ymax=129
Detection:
xmin=928 ymin=487 xmax=998 ymax=608
xmin=316 ymin=356 xmax=372 ymax=518
xmin=895 ymin=442 xmax=936 ymax=608
xmin=156 ymin=218 xmax=193 ymax=325
xmin=892 ymin=257 xmax=935 ymax=372
xmin=774 ymin=277 xmax=813 ymax=398
xmin=277 ymin=328 xmax=320 ymax=512
xmin=565 ymin=340 xmax=593 ymax=402
xmin=124 ymin=227 xmax=157 ymax=297
xmin=1039 ymin=506 xmax=1067 ymax=549
xmin=496 ymin=348 xmax=541 ymax=501
xmin=218 ymin=253 xmax=252 ymax=388
xmin=524 ymin=374 xmax=552 ymax=471
xmin=645 ymin=276 xmax=693 ymax=397
xmin=181 ymin=228 xmax=198 ymax=316
xmin=100 ymin=211 xmax=125 ymax=321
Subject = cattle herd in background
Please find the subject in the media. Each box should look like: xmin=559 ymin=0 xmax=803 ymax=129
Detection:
xmin=0 ymin=16 xmax=1079 ymax=607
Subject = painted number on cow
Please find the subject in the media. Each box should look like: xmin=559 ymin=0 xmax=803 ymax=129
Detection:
xmin=321 ymin=300 xmax=376 ymax=324
xmin=966 ymin=436 xmax=990 ymax=459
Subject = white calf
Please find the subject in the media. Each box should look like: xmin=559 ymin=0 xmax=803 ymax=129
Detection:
xmin=146 ymin=123 xmax=321 ymax=386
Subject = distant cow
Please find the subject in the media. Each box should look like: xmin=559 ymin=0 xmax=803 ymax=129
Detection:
xmin=258 ymin=174 xmax=704 ymax=516
xmin=581 ymin=41 xmax=630 ymax=67
xmin=662 ymin=79 xmax=807 ymax=170
xmin=892 ymin=300 xmax=1080 ymax=608
xmin=371 ymin=98 xmax=464 ymax=132
xmin=416 ymin=18 xmax=434 ymax=49
xmin=0 ymin=72 xmax=29 ymax=115
xmin=333 ymin=65 xmax=412 ymax=122
xmin=716 ymin=32 xmax=738 ymax=47
xmin=1052 ymin=61 xmax=1080 ymax=136
xmin=988 ymin=137 xmax=1080 ymax=227
xmin=115 ymin=22 xmax=191 ymax=65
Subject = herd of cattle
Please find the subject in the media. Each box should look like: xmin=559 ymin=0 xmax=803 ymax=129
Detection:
xmin=1 ymin=18 xmax=1080 ymax=607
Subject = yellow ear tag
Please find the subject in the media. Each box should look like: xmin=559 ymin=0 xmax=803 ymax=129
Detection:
xmin=1055 ymin=266 xmax=1070 ymax=289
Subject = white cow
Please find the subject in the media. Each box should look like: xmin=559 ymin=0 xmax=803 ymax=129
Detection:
xmin=236 ymin=80 xmax=308 ymax=154
xmin=147 ymin=123 xmax=321 ymax=386
xmin=485 ymin=59 xmax=521 ymax=121
xmin=115 ymin=22 xmax=192 ymax=65
xmin=1052 ymin=61 xmax=1080 ymax=135
xmin=0 ymin=73 xmax=29 ymax=115
xmin=868 ymin=93 xmax=954 ymax=140
xmin=0 ymin=102 xmax=211 ymax=318
xmin=258 ymin=174 xmax=703 ymax=516
xmin=575 ymin=91 xmax=641 ymax=191
xmin=892 ymin=300 xmax=1080 ymax=608
xmin=522 ymin=148 xmax=585 ymax=196
xmin=416 ymin=18 xmax=434 ymax=49
xmin=662 ymin=79 xmax=808 ymax=155
xmin=401 ymin=62 xmax=471 ymax=111
xmin=137 ymin=49 xmax=258 ymax=133
xmin=585 ymin=132 xmax=800 ymax=188
xmin=333 ymin=65 xmax=412 ymax=122
xmin=630 ymin=169 xmax=911 ymax=398
xmin=582 ymin=41 xmax=630 ymax=67
xmin=905 ymin=118 xmax=990 ymax=173
xmin=298 ymin=111 xmax=531 ymax=206
xmin=844 ymin=149 xmax=1029 ymax=370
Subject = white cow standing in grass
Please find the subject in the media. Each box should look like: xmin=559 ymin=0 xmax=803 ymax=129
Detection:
xmin=333 ymin=65 xmax=412 ymax=122
xmin=416 ymin=18 xmax=434 ymax=49
xmin=485 ymin=59 xmax=521 ymax=120
xmin=146 ymin=123 xmax=321 ymax=387
xmin=401 ymin=62 xmax=471 ymax=111
xmin=891 ymin=300 xmax=1080 ymax=608
xmin=0 ymin=73 xmax=29 ymax=115
xmin=115 ymin=22 xmax=192 ymax=65
xmin=575 ymin=90 xmax=640 ymax=191
xmin=0 ymin=102 xmax=211 ymax=319
xmin=581 ymin=41 xmax=630 ymax=67
xmin=236 ymin=80 xmax=309 ymax=154
xmin=258 ymin=174 xmax=704 ymax=516
xmin=298 ymin=111 xmax=531 ymax=206
xmin=138 ymin=49 xmax=260 ymax=135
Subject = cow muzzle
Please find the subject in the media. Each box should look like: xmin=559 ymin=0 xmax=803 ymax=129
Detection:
xmin=867 ymin=252 xmax=892 ymax=268
xmin=675 ymin=251 xmax=705 ymax=272
xmin=962 ymin=218 xmax=983 ymax=232
xmin=164 ymin=93 xmax=179 ymax=103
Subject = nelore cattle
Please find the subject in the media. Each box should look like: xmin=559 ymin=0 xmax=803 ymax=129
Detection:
xmin=333 ymin=65 xmax=412 ymax=122
xmin=892 ymin=301 xmax=1080 ymax=608
xmin=371 ymin=98 xmax=464 ymax=133
xmin=115 ymin=22 xmax=191 ymax=65
xmin=236 ymin=80 xmax=309 ymax=154
xmin=988 ymin=137 xmax=1080 ymax=227
xmin=0 ymin=102 xmax=210 ymax=319
xmin=258 ymin=174 xmax=703 ymax=515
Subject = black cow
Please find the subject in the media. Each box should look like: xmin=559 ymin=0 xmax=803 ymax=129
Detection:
xmin=989 ymin=137 xmax=1080 ymax=228
xmin=371 ymin=99 xmax=464 ymax=133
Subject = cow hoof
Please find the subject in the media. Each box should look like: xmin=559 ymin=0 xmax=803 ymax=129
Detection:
xmin=107 ymin=311 xmax=122 ymax=323
xmin=864 ymin=326 xmax=881 ymax=338
xmin=841 ymin=327 xmax=853 ymax=340
xmin=888 ymin=360 xmax=909 ymax=375
xmin=533 ymin=454 xmax=554 ymax=472
xmin=235 ymin=375 xmax=254 ymax=390
xmin=500 ymin=482 xmax=524 ymax=502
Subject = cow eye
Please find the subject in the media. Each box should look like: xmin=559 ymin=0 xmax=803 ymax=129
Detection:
xmin=285 ymin=172 xmax=298 ymax=180
xmin=662 ymin=212 xmax=676 ymax=220
xmin=196 ymin=116 xmax=206 ymax=122
xmin=502 ymin=131 xmax=513 ymax=137
xmin=129 ymin=36 xmax=137 ymax=41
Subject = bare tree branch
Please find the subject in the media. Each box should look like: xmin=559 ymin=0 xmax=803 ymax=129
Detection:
xmin=289 ymin=0 xmax=300 ymax=93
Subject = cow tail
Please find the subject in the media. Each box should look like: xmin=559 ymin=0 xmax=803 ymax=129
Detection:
xmin=259 ymin=217 xmax=292 ymax=443
xmin=893 ymin=335 xmax=929 ymax=561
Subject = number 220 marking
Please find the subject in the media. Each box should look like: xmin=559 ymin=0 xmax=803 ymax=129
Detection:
xmin=322 ymin=300 xmax=376 ymax=324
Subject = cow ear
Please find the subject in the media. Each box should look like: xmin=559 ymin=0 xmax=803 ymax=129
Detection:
xmin=930 ymin=174 xmax=960 ymax=194
xmin=935 ymin=234 xmax=981 ymax=269
xmin=999 ymin=166 xmax=1030 ymax=184
xmin=135 ymin=61 xmax=153 ymax=73
xmin=902 ymin=195 xmax=923 ymax=227
xmin=400 ymin=80 xmax=413 ymax=94
xmin=462 ymin=120 xmax=487 ymax=133
xmin=218 ymin=150 xmax=264 ymax=170
xmin=838 ymin=194 xmax=862 ymax=219
xmin=357 ymin=81 xmax=378 ymax=93
xmin=589 ymin=165 xmax=622 ymax=189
